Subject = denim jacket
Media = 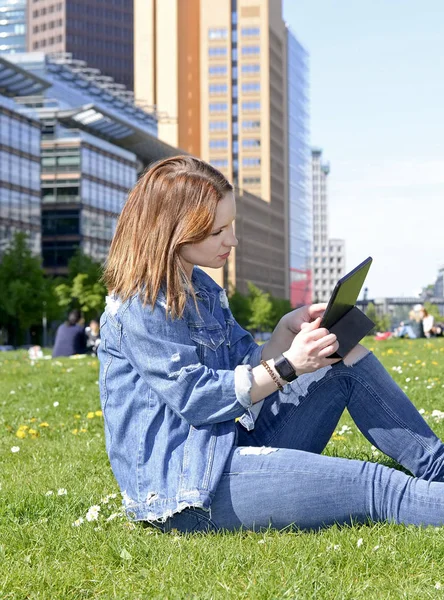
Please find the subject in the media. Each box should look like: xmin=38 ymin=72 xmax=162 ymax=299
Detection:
xmin=98 ymin=267 xmax=263 ymax=522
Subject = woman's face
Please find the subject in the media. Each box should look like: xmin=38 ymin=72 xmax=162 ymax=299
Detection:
xmin=179 ymin=192 xmax=238 ymax=277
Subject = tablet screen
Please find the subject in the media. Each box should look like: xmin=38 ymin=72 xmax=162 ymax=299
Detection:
xmin=320 ymin=257 xmax=373 ymax=330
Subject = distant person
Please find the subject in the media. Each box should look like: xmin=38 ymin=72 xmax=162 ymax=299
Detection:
xmin=85 ymin=319 xmax=101 ymax=355
xmin=421 ymin=307 xmax=435 ymax=338
xmin=394 ymin=306 xmax=424 ymax=339
xmin=52 ymin=309 xmax=87 ymax=358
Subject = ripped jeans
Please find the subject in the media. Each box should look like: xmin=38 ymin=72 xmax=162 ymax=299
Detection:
xmin=162 ymin=352 xmax=444 ymax=532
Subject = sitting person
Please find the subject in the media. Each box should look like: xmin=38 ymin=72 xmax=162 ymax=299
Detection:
xmin=98 ymin=156 xmax=444 ymax=533
xmin=421 ymin=307 xmax=435 ymax=338
xmin=394 ymin=307 xmax=424 ymax=339
xmin=52 ymin=309 xmax=87 ymax=358
xmin=85 ymin=319 xmax=101 ymax=355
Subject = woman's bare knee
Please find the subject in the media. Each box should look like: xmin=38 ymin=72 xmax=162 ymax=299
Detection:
xmin=342 ymin=344 xmax=370 ymax=366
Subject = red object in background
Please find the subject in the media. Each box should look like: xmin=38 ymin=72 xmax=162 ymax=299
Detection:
xmin=290 ymin=268 xmax=312 ymax=307
xmin=374 ymin=332 xmax=392 ymax=341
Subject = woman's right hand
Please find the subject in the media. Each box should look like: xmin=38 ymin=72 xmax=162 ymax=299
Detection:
xmin=283 ymin=318 xmax=341 ymax=375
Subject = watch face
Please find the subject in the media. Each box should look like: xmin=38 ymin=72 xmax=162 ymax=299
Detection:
xmin=274 ymin=356 xmax=297 ymax=382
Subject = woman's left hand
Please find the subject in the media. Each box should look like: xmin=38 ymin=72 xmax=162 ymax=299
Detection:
xmin=282 ymin=303 xmax=328 ymax=335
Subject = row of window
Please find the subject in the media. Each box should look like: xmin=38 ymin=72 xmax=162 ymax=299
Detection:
xmin=0 ymin=113 xmax=41 ymax=156
xmin=210 ymin=157 xmax=261 ymax=169
xmin=209 ymin=64 xmax=261 ymax=77
xmin=243 ymin=177 xmax=261 ymax=185
xmin=208 ymin=27 xmax=259 ymax=40
xmin=33 ymin=35 xmax=62 ymax=49
xmin=31 ymin=3 xmax=63 ymax=17
xmin=209 ymin=138 xmax=260 ymax=149
xmin=81 ymin=179 xmax=128 ymax=214
xmin=32 ymin=19 xmax=63 ymax=33
xmin=314 ymin=247 xmax=343 ymax=255
xmin=209 ymin=46 xmax=260 ymax=57
xmin=210 ymin=120 xmax=260 ymax=131
xmin=0 ymin=152 xmax=40 ymax=190
xmin=209 ymin=82 xmax=260 ymax=95
xmin=0 ymin=188 xmax=40 ymax=228
xmin=209 ymin=101 xmax=260 ymax=113
xmin=81 ymin=147 xmax=136 ymax=189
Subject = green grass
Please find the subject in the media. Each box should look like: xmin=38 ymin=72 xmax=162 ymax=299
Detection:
xmin=1 ymin=338 xmax=444 ymax=599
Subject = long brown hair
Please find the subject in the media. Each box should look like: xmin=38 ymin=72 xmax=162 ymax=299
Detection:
xmin=103 ymin=155 xmax=233 ymax=319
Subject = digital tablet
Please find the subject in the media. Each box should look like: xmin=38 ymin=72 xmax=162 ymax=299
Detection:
xmin=320 ymin=257 xmax=373 ymax=330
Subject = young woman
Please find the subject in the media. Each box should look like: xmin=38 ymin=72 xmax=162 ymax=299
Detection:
xmin=99 ymin=155 xmax=444 ymax=532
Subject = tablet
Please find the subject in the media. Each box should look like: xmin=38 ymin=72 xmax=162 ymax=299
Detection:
xmin=320 ymin=257 xmax=373 ymax=330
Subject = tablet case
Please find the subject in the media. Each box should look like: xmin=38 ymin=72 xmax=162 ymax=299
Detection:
xmin=328 ymin=306 xmax=375 ymax=358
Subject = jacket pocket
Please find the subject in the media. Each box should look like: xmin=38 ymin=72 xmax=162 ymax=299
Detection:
xmin=189 ymin=324 xmax=225 ymax=361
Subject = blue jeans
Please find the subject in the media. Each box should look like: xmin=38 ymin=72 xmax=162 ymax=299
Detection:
xmin=161 ymin=352 xmax=444 ymax=532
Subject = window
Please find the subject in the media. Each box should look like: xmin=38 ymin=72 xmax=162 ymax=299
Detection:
xmin=211 ymin=159 xmax=228 ymax=168
xmin=209 ymin=65 xmax=228 ymax=76
xmin=242 ymin=157 xmax=261 ymax=167
xmin=242 ymin=138 xmax=260 ymax=148
xmin=209 ymin=46 xmax=227 ymax=57
xmin=242 ymin=120 xmax=260 ymax=129
xmin=209 ymin=102 xmax=228 ymax=113
xmin=243 ymin=177 xmax=261 ymax=185
xmin=242 ymin=101 xmax=260 ymax=111
xmin=241 ymin=27 xmax=260 ymax=36
xmin=209 ymin=121 xmax=228 ymax=131
xmin=209 ymin=139 xmax=228 ymax=149
xmin=209 ymin=28 xmax=227 ymax=40
xmin=241 ymin=46 xmax=260 ymax=56
xmin=241 ymin=64 xmax=260 ymax=74
xmin=242 ymin=82 xmax=260 ymax=93
xmin=209 ymin=83 xmax=228 ymax=95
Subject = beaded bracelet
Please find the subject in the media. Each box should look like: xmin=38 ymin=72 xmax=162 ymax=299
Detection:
xmin=260 ymin=359 xmax=284 ymax=392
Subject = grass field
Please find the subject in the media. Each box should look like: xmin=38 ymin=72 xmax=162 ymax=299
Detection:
xmin=1 ymin=337 xmax=444 ymax=599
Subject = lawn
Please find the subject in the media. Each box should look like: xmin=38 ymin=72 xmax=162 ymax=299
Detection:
xmin=1 ymin=338 xmax=444 ymax=599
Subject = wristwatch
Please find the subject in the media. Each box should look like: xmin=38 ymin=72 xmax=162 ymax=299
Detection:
xmin=273 ymin=354 xmax=298 ymax=383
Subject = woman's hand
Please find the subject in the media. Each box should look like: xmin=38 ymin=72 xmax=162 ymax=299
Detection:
xmin=282 ymin=303 xmax=328 ymax=335
xmin=283 ymin=318 xmax=341 ymax=375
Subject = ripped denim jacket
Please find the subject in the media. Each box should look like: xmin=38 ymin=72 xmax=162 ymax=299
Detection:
xmin=98 ymin=267 xmax=263 ymax=522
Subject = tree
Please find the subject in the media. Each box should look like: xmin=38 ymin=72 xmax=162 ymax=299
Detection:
xmin=365 ymin=302 xmax=391 ymax=334
xmin=54 ymin=273 xmax=107 ymax=322
xmin=228 ymin=288 xmax=251 ymax=328
xmin=247 ymin=282 xmax=274 ymax=333
xmin=270 ymin=296 xmax=292 ymax=326
xmin=0 ymin=232 xmax=47 ymax=345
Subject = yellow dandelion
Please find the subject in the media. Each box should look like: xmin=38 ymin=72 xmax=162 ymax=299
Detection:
xmin=28 ymin=428 xmax=38 ymax=435
xmin=95 ymin=410 xmax=103 ymax=417
xmin=80 ymin=428 xmax=87 ymax=433
xmin=29 ymin=417 xmax=37 ymax=423
xmin=39 ymin=422 xmax=49 ymax=428
xmin=87 ymin=412 xmax=95 ymax=419
xmin=16 ymin=430 xmax=27 ymax=439
xmin=332 ymin=434 xmax=345 ymax=441
xmin=74 ymin=414 xmax=81 ymax=419
xmin=72 ymin=428 xmax=78 ymax=435
xmin=432 ymin=361 xmax=439 ymax=366
xmin=387 ymin=349 xmax=394 ymax=355
xmin=18 ymin=424 xmax=29 ymax=431
xmin=416 ymin=360 xmax=422 ymax=364
xmin=422 ymin=362 xmax=426 ymax=367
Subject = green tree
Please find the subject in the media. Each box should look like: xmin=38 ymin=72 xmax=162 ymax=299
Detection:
xmin=247 ymin=282 xmax=274 ymax=333
xmin=270 ymin=296 xmax=292 ymax=328
xmin=0 ymin=232 xmax=47 ymax=345
xmin=228 ymin=288 xmax=251 ymax=328
xmin=365 ymin=302 xmax=391 ymax=334
xmin=68 ymin=250 xmax=104 ymax=286
xmin=54 ymin=273 xmax=106 ymax=322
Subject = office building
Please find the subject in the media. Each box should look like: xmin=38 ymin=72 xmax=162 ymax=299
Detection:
xmin=0 ymin=0 xmax=26 ymax=54
xmin=311 ymin=148 xmax=345 ymax=302
xmin=3 ymin=52 xmax=179 ymax=271
xmin=287 ymin=28 xmax=311 ymax=306
xmin=27 ymin=0 xmax=133 ymax=89
xmin=134 ymin=0 xmax=310 ymax=299
xmin=0 ymin=56 xmax=43 ymax=255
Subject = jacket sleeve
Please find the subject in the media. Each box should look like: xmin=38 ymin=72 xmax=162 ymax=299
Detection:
xmin=120 ymin=300 xmax=255 ymax=427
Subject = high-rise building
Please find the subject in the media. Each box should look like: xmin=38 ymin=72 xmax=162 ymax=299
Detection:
xmin=26 ymin=0 xmax=133 ymax=89
xmin=287 ymin=28 xmax=311 ymax=307
xmin=0 ymin=56 xmax=43 ymax=255
xmin=311 ymin=148 xmax=345 ymax=302
xmin=134 ymin=0 xmax=310 ymax=299
xmin=0 ymin=0 xmax=26 ymax=54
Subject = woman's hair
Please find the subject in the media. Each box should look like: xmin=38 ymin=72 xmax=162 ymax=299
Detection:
xmin=103 ymin=155 xmax=233 ymax=319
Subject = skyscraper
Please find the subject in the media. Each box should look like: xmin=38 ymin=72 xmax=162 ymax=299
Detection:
xmin=0 ymin=0 xmax=26 ymax=54
xmin=134 ymin=0 xmax=310 ymax=300
xmin=287 ymin=28 xmax=311 ymax=306
xmin=27 ymin=0 xmax=134 ymax=89
xmin=311 ymin=148 xmax=345 ymax=302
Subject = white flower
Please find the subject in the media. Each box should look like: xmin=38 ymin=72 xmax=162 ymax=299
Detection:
xmin=10 ymin=390 xmax=15 ymax=395
xmin=11 ymin=446 xmax=20 ymax=453
xmin=419 ymin=408 xmax=425 ymax=414
xmin=219 ymin=289 xmax=229 ymax=309
xmin=405 ymin=377 xmax=411 ymax=383
xmin=72 ymin=517 xmax=84 ymax=527
xmin=357 ymin=538 xmax=363 ymax=548
xmin=373 ymin=545 xmax=380 ymax=551
xmin=57 ymin=488 xmax=67 ymax=496
xmin=435 ymin=582 xmax=441 ymax=590
xmin=85 ymin=505 xmax=101 ymax=522
xmin=106 ymin=512 xmax=122 ymax=522
xmin=53 ymin=401 xmax=59 ymax=407
xmin=45 ymin=490 xmax=54 ymax=496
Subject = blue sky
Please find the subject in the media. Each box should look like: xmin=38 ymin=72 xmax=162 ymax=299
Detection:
xmin=283 ymin=0 xmax=444 ymax=298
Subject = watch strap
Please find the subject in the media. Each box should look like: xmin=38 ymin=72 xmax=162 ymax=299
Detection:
xmin=273 ymin=354 xmax=298 ymax=382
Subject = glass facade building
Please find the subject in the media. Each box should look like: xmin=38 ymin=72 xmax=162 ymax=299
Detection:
xmin=287 ymin=29 xmax=312 ymax=307
xmin=0 ymin=0 xmax=26 ymax=54
xmin=41 ymin=130 xmax=137 ymax=272
xmin=0 ymin=92 xmax=41 ymax=255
